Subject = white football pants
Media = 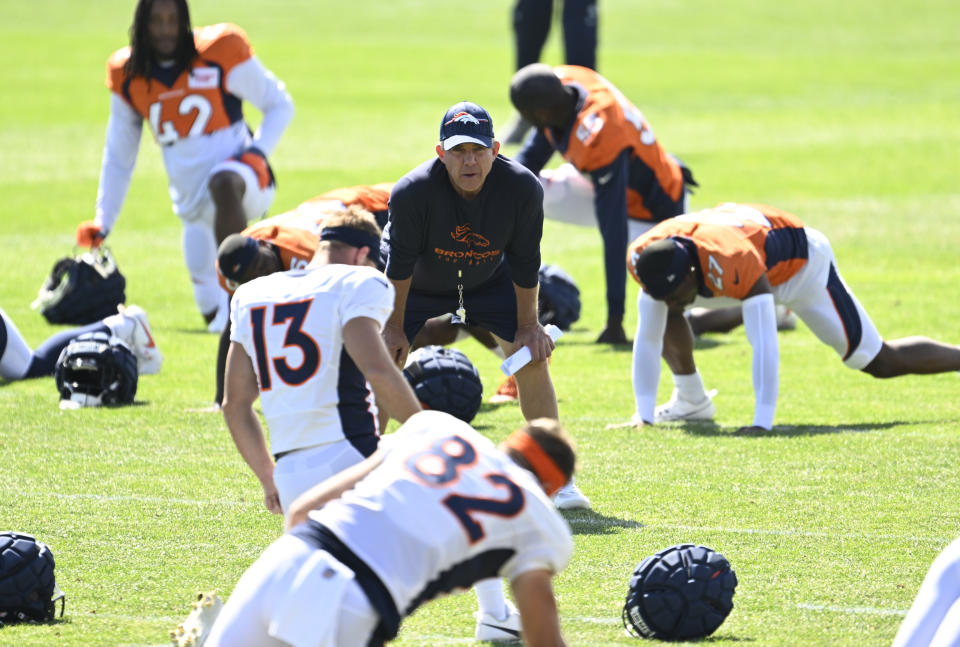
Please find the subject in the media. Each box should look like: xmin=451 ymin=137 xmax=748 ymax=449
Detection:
xmin=182 ymin=158 xmax=276 ymax=319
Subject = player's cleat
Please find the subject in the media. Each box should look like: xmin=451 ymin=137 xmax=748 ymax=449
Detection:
xmin=206 ymin=306 xmax=229 ymax=334
xmin=552 ymin=478 xmax=591 ymax=511
xmin=654 ymin=389 xmax=718 ymax=422
xmin=654 ymin=390 xmax=717 ymax=422
xmin=110 ymin=304 xmax=163 ymax=375
xmin=170 ymin=591 xmax=222 ymax=647
xmin=489 ymin=375 xmax=519 ymax=404
xmin=475 ymin=600 xmax=522 ymax=642
xmin=776 ymin=305 xmax=798 ymax=331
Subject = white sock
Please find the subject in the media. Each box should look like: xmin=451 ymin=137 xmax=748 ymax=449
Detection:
xmin=474 ymin=578 xmax=509 ymax=619
xmin=674 ymin=371 xmax=708 ymax=403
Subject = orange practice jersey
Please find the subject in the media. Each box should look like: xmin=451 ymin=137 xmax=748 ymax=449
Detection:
xmin=217 ymin=223 xmax=317 ymax=294
xmin=627 ymin=203 xmax=809 ymax=299
xmin=311 ymin=183 xmax=392 ymax=216
xmin=549 ymin=65 xmax=685 ymax=222
xmin=106 ymin=24 xmax=252 ymax=145
xmin=302 ymin=183 xmax=393 ymax=229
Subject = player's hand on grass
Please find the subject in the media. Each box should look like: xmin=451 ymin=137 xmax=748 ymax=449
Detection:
xmin=605 ymin=414 xmax=649 ymax=431
xmin=76 ymin=220 xmax=106 ymax=248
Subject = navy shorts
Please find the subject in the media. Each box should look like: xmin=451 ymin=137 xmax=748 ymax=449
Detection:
xmin=403 ymin=266 xmax=518 ymax=343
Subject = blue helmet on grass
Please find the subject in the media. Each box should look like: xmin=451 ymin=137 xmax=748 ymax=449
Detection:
xmin=403 ymin=346 xmax=483 ymax=423
xmin=623 ymin=543 xmax=737 ymax=641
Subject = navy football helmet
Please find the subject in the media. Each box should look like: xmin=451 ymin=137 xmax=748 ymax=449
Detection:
xmin=54 ymin=332 xmax=138 ymax=409
xmin=0 ymin=532 xmax=65 ymax=624
xmin=623 ymin=544 xmax=737 ymax=641
xmin=538 ymin=264 xmax=581 ymax=331
xmin=32 ymin=247 xmax=126 ymax=325
xmin=403 ymin=346 xmax=483 ymax=422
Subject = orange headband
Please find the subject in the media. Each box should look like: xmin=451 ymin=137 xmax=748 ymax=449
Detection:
xmin=503 ymin=429 xmax=567 ymax=496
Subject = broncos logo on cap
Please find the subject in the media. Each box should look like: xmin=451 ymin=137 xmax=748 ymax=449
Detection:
xmin=445 ymin=112 xmax=488 ymax=127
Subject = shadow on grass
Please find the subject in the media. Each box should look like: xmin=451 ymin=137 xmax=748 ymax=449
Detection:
xmin=674 ymin=418 xmax=955 ymax=438
xmin=560 ymin=509 xmax=644 ymax=535
xmin=558 ymin=336 xmax=726 ymax=352
xmin=698 ymin=634 xmax=754 ymax=643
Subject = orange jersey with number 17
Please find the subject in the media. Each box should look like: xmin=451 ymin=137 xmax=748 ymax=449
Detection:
xmin=627 ymin=203 xmax=809 ymax=299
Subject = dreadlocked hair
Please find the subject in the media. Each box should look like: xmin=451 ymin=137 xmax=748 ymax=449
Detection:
xmin=125 ymin=0 xmax=198 ymax=79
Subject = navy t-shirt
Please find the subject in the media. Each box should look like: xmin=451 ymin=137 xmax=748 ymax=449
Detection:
xmin=383 ymin=155 xmax=544 ymax=295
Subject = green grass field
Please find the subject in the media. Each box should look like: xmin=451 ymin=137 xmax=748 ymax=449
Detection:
xmin=2 ymin=0 xmax=959 ymax=645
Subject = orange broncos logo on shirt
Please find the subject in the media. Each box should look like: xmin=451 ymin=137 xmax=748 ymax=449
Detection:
xmin=627 ymin=203 xmax=808 ymax=299
xmin=106 ymin=23 xmax=253 ymax=146
xmin=450 ymin=224 xmax=491 ymax=247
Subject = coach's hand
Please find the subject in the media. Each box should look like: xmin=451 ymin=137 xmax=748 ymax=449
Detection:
xmin=382 ymin=323 xmax=410 ymax=368
xmin=514 ymin=322 xmax=555 ymax=363
xmin=76 ymin=220 xmax=106 ymax=248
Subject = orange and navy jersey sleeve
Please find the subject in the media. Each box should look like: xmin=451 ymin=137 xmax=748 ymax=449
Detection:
xmin=194 ymin=23 xmax=253 ymax=75
xmin=105 ymin=47 xmax=133 ymax=98
xmin=737 ymin=203 xmax=807 ymax=285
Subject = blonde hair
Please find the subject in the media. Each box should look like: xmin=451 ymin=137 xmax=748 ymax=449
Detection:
xmin=320 ymin=204 xmax=382 ymax=246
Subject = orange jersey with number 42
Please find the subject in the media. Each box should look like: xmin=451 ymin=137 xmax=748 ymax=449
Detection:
xmin=106 ymin=23 xmax=252 ymax=145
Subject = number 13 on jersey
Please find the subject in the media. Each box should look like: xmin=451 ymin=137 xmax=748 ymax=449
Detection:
xmin=249 ymin=299 xmax=321 ymax=391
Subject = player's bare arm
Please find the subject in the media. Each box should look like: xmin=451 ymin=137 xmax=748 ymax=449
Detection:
xmin=343 ymin=316 xmax=421 ymax=423
xmin=284 ymin=450 xmax=385 ymax=531
xmin=383 ymin=276 xmax=413 ymax=367
xmin=511 ymin=569 xmax=567 ymax=647
xmin=221 ymin=341 xmax=281 ymax=514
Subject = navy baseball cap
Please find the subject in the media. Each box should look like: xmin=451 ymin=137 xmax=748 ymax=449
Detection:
xmin=217 ymin=233 xmax=260 ymax=282
xmin=439 ymin=101 xmax=495 ymax=150
xmin=633 ymin=237 xmax=694 ymax=299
